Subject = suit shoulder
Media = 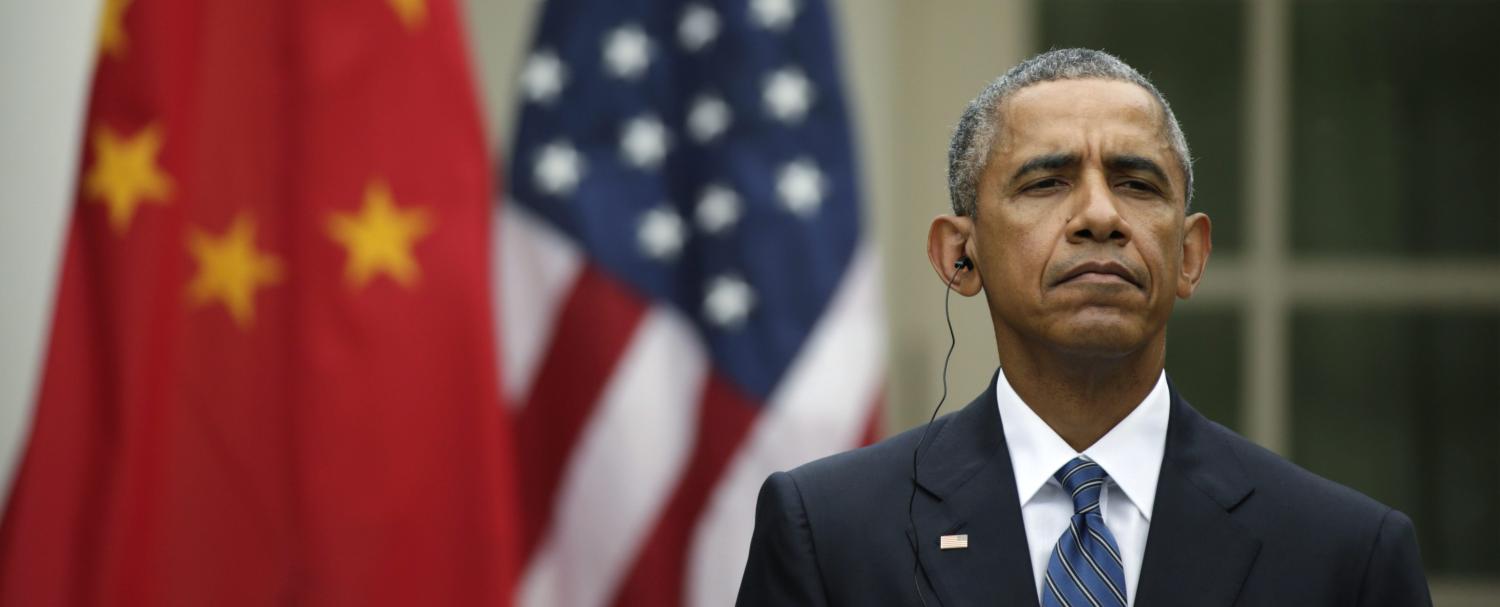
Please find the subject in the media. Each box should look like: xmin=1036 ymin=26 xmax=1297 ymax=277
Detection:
xmin=1186 ymin=414 xmax=1429 ymax=599
xmin=1202 ymin=418 xmax=1393 ymax=522
xmin=772 ymin=410 xmax=972 ymax=528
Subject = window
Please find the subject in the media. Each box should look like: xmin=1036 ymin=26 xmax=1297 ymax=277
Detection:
xmin=1039 ymin=0 xmax=1500 ymax=597
xmin=1290 ymin=1 xmax=1500 ymax=256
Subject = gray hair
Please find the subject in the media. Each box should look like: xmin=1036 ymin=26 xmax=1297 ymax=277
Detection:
xmin=946 ymin=48 xmax=1194 ymax=216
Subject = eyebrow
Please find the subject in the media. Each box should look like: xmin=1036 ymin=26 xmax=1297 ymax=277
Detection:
xmin=1009 ymin=152 xmax=1172 ymax=186
xmin=1010 ymin=153 xmax=1079 ymax=182
xmin=1104 ymin=154 xmax=1171 ymax=185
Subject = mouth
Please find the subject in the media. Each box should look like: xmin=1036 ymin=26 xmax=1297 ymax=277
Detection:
xmin=1054 ymin=260 xmax=1141 ymax=288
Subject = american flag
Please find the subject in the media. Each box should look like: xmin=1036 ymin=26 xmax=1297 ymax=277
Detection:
xmin=495 ymin=0 xmax=885 ymax=605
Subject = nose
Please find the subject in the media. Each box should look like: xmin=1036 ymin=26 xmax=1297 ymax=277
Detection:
xmin=1065 ymin=176 xmax=1131 ymax=246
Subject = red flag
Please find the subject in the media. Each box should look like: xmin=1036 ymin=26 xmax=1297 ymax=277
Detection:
xmin=0 ymin=0 xmax=518 ymax=604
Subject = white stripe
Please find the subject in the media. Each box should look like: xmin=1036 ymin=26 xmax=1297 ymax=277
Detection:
xmin=685 ymin=247 xmax=885 ymax=607
xmin=518 ymin=308 xmax=707 ymax=607
xmin=494 ymin=202 xmax=583 ymax=404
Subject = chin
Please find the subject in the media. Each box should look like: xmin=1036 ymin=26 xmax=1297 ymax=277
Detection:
xmin=1044 ymin=316 xmax=1149 ymax=358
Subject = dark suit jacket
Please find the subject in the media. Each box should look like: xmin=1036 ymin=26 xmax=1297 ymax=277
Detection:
xmin=737 ymin=372 xmax=1431 ymax=606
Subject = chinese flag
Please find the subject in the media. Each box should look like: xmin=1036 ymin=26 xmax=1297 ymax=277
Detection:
xmin=0 ymin=0 xmax=518 ymax=605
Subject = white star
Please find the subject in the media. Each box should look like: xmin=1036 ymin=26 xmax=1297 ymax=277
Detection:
xmin=678 ymin=4 xmax=720 ymax=52
xmin=603 ymin=24 xmax=652 ymax=80
xmin=763 ymin=67 xmax=815 ymax=123
xmin=687 ymin=94 xmax=732 ymax=143
xmin=695 ymin=184 xmax=742 ymax=234
xmin=750 ymin=0 xmax=799 ymax=31
xmin=519 ymin=50 xmax=567 ymax=104
xmin=777 ymin=158 xmax=825 ymax=217
xmin=620 ymin=114 xmax=671 ymax=169
xmin=637 ymin=206 xmax=687 ymax=260
xmin=534 ymin=140 xmax=585 ymax=196
xmin=704 ymin=274 xmax=756 ymax=328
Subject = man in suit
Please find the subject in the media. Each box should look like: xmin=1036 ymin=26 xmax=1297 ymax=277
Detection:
xmin=736 ymin=48 xmax=1430 ymax=606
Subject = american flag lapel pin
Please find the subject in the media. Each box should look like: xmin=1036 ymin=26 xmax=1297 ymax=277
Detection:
xmin=939 ymin=534 xmax=968 ymax=550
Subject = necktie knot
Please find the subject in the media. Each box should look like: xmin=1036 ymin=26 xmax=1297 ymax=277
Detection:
xmin=1054 ymin=457 xmax=1108 ymax=516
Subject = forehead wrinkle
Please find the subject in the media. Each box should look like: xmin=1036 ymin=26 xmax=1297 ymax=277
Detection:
xmin=1001 ymin=95 xmax=1174 ymax=166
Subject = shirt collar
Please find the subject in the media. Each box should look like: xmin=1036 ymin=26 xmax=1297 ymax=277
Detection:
xmin=995 ymin=368 xmax=1170 ymax=521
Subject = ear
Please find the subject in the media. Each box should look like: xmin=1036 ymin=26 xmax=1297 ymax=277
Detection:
xmin=927 ymin=214 xmax=983 ymax=296
xmin=1176 ymin=212 xmax=1212 ymax=300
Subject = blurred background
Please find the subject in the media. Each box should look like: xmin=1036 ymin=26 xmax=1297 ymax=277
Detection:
xmin=2 ymin=0 xmax=1496 ymax=604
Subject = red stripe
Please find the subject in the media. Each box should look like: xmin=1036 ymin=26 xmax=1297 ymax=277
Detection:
xmin=606 ymin=372 xmax=760 ymax=607
xmin=515 ymin=264 xmax=648 ymax=561
xmin=859 ymin=389 xmax=885 ymax=445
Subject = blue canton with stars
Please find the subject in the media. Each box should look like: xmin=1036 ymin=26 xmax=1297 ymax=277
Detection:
xmin=508 ymin=0 xmax=865 ymax=401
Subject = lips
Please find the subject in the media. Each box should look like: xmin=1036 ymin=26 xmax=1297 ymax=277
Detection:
xmin=1054 ymin=260 xmax=1141 ymax=288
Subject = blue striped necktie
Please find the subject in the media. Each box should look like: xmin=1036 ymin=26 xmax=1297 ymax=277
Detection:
xmin=1041 ymin=457 xmax=1129 ymax=607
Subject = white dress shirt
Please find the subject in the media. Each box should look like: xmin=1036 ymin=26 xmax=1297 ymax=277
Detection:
xmin=995 ymin=368 xmax=1170 ymax=606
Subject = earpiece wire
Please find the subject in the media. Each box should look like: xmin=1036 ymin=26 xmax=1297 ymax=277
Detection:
xmin=909 ymin=264 xmax=963 ymax=607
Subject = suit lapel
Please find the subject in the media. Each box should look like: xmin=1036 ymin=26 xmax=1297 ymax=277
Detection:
xmin=907 ymin=373 xmax=1264 ymax=606
xmin=1134 ymin=381 xmax=1262 ymax=606
xmin=908 ymin=372 xmax=1039 ymax=607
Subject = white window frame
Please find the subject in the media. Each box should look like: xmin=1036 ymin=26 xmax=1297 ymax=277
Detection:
xmin=1188 ymin=2 xmax=1500 ymax=604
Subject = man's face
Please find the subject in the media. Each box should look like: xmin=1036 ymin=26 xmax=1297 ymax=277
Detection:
xmin=970 ymin=78 xmax=1207 ymax=358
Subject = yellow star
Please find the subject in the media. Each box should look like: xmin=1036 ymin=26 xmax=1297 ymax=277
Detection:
xmin=85 ymin=123 xmax=173 ymax=234
xmin=327 ymin=180 xmax=434 ymax=289
xmin=187 ymin=214 xmax=283 ymax=329
xmin=388 ymin=0 xmax=427 ymax=30
xmin=97 ymin=0 xmax=132 ymax=58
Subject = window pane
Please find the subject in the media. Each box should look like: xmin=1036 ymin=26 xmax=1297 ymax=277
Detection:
xmin=1291 ymin=310 xmax=1500 ymax=576
xmin=1290 ymin=1 xmax=1500 ymax=256
xmin=1165 ymin=305 xmax=1243 ymax=431
xmin=1038 ymin=0 xmax=1246 ymax=252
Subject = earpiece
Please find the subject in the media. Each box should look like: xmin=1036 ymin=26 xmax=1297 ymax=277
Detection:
xmin=953 ymin=257 xmax=973 ymax=272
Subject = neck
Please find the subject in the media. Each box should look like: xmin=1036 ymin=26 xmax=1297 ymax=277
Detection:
xmin=996 ymin=331 xmax=1164 ymax=452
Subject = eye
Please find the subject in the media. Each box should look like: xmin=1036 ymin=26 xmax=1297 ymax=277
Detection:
xmin=1023 ymin=178 xmax=1066 ymax=192
xmin=1119 ymin=179 xmax=1160 ymax=194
